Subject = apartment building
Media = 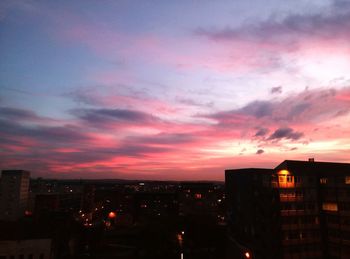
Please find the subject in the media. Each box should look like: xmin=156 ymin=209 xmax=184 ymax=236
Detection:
xmin=226 ymin=159 xmax=350 ymax=259
xmin=0 ymin=170 xmax=30 ymax=221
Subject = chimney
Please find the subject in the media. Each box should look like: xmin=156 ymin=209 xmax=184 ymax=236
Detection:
xmin=308 ymin=158 xmax=315 ymax=162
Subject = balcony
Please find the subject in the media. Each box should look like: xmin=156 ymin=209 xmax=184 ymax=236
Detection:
xmin=281 ymin=223 xmax=319 ymax=230
xmin=280 ymin=210 xmax=307 ymax=216
xmin=281 ymin=223 xmax=299 ymax=230
xmin=282 ymin=237 xmax=321 ymax=246
xmin=279 ymin=195 xmax=303 ymax=202
xmin=328 ymin=236 xmax=341 ymax=243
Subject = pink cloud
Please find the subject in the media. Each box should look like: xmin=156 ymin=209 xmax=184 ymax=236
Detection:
xmin=2 ymin=86 xmax=350 ymax=180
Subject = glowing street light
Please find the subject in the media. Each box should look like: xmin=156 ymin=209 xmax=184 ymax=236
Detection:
xmin=244 ymin=252 xmax=251 ymax=258
xmin=108 ymin=211 xmax=116 ymax=219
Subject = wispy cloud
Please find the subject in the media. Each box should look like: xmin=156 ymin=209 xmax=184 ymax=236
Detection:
xmin=204 ymin=87 xmax=350 ymax=126
xmin=195 ymin=1 xmax=350 ymax=45
xmin=271 ymin=86 xmax=282 ymax=94
xmin=267 ymin=127 xmax=303 ymax=141
xmin=72 ymin=108 xmax=159 ymax=127
xmin=1 ymin=86 xmax=350 ymax=179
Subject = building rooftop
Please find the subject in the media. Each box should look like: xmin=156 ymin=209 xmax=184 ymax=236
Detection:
xmin=275 ymin=160 xmax=350 ymax=174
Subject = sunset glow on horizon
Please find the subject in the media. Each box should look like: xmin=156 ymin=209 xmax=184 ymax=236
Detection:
xmin=1 ymin=0 xmax=350 ymax=180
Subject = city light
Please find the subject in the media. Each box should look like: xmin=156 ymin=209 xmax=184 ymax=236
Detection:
xmin=24 ymin=210 xmax=32 ymax=216
xmin=108 ymin=211 xmax=116 ymax=219
xmin=278 ymin=170 xmax=290 ymax=176
xmin=244 ymin=252 xmax=250 ymax=258
xmin=194 ymin=193 xmax=202 ymax=199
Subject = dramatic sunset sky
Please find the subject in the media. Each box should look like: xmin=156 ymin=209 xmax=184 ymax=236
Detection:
xmin=1 ymin=0 xmax=350 ymax=180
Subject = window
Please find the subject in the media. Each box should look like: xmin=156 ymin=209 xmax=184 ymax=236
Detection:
xmin=295 ymin=176 xmax=301 ymax=183
xmin=315 ymin=217 xmax=319 ymax=224
xmin=194 ymin=193 xmax=202 ymax=199
xmin=286 ymin=175 xmax=293 ymax=183
xmin=322 ymin=202 xmax=338 ymax=212
xmin=320 ymin=178 xmax=328 ymax=184
xmin=279 ymin=176 xmax=285 ymax=183
xmin=345 ymin=176 xmax=350 ymax=184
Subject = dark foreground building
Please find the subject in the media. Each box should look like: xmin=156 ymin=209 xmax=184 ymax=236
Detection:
xmin=226 ymin=159 xmax=350 ymax=259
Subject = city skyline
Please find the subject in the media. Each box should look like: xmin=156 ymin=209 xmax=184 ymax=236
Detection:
xmin=1 ymin=0 xmax=350 ymax=180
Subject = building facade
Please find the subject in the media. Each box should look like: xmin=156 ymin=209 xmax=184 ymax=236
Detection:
xmin=226 ymin=160 xmax=350 ymax=259
xmin=0 ymin=239 xmax=52 ymax=259
xmin=0 ymin=170 xmax=30 ymax=221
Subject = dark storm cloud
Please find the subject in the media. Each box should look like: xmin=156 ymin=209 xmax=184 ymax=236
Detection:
xmin=268 ymin=127 xmax=303 ymax=141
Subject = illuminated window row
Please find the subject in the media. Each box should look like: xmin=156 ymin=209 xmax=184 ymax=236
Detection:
xmin=284 ymin=230 xmax=320 ymax=240
xmin=320 ymin=176 xmax=350 ymax=185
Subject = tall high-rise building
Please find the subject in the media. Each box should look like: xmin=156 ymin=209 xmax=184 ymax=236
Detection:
xmin=0 ymin=170 xmax=30 ymax=221
xmin=226 ymin=160 xmax=350 ymax=259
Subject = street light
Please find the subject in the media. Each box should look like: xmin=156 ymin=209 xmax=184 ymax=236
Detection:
xmin=244 ymin=252 xmax=251 ymax=258
xmin=108 ymin=211 xmax=116 ymax=219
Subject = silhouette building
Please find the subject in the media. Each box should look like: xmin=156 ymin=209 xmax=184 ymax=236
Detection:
xmin=81 ymin=184 xmax=95 ymax=213
xmin=226 ymin=160 xmax=350 ymax=259
xmin=0 ymin=170 xmax=30 ymax=221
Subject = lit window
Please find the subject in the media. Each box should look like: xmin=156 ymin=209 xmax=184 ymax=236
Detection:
xmin=322 ymin=202 xmax=338 ymax=212
xmin=345 ymin=176 xmax=350 ymax=184
xmin=286 ymin=175 xmax=293 ymax=183
xmin=299 ymin=232 xmax=304 ymax=239
xmin=279 ymin=176 xmax=285 ymax=183
xmin=194 ymin=193 xmax=202 ymax=199
xmin=320 ymin=178 xmax=328 ymax=184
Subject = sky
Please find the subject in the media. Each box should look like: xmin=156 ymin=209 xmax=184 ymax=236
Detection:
xmin=1 ymin=0 xmax=350 ymax=180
